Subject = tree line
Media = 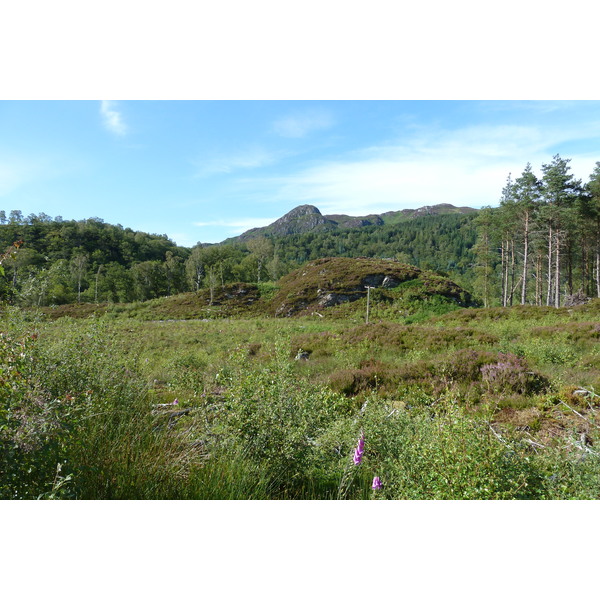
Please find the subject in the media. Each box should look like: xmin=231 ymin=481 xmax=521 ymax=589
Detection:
xmin=473 ymin=155 xmax=600 ymax=307
xmin=0 ymin=209 xmax=479 ymax=307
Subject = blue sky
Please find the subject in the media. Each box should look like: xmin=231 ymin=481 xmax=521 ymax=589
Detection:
xmin=1 ymin=100 xmax=600 ymax=247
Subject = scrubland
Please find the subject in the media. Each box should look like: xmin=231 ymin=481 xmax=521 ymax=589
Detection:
xmin=2 ymin=296 xmax=599 ymax=500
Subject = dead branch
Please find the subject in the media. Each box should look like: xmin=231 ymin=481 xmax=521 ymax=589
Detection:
xmin=558 ymin=400 xmax=599 ymax=430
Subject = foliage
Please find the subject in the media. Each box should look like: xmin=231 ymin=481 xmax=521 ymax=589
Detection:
xmin=2 ymin=278 xmax=600 ymax=500
xmin=473 ymin=155 xmax=600 ymax=306
xmin=0 ymin=209 xmax=479 ymax=308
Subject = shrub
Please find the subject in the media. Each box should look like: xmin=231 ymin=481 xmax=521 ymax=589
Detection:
xmin=216 ymin=346 xmax=354 ymax=497
xmin=481 ymin=353 xmax=549 ymax=396
xmin=359 ymin=399 xmax=547 ymax=499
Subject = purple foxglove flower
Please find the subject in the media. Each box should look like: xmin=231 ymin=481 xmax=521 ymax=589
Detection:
xmin=372 ymin=476 xmax=382 ymax=490
xmin=353 ymin=433 xmax=365 ymax=465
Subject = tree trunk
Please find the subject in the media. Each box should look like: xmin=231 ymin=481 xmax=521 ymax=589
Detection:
xmin=509 ymin=239 xmax=515 ymax=306
xmin=554 ymin=230 xmax=561 ymax=308
xmin=502 ymin=239 xmax=509 ymax=307
xmin=546 ymin=225 xmax=553 ymax=306
xmin=581 ymin=242 xmax=588 ymax=296
xmin=596 ymin=245 xmax=600 ymax=298
xmin=535 ymin=253 xmax=542 ymax=305
xmin=521 ymin=211 xmax=529 ymax=304
xmin=566 ymin=237 xmax=573 ymax=296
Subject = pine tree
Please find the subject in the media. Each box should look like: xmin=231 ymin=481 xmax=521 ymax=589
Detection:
xmin=512 ymin=163 xmax=541 ymax=304
xmin=586 ymin=162 xmax=600 ymax=297
xmin=473 ymin=207 xmax=496 ymax=307
xmin=540 ymin=155 xmax=580 ymax=308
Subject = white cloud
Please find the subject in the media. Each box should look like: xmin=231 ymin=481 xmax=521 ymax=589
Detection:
xmin=240 ymin=121 xmax=600 ymax=215
xmin=193 ymin=217 xmax=276 ymax=234
xmin=272 ymin=109 xmax=334 ymax=138
xmin=100 ymin=101 xmax=127 ymax=136
xmin=193 ymin=147 xmax=279 ymax=178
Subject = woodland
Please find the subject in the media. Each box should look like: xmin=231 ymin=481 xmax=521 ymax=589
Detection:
xmin=1 ymin=154 xmax=599 ymax=500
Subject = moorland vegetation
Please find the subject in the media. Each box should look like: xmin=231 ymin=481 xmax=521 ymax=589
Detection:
xmin=1 ymin=154 xmax=600 ymax=499
xmin=1 ymin=254 xmax=599 ymax=499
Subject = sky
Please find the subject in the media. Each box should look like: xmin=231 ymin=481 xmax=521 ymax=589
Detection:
xmin=1 ymin=100 xmax=600 ymax=247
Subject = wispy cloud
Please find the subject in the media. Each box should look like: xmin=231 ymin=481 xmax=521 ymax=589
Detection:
xmin=193 ymin=216 xmax=276 ymax=234
xmin=238 ymin=120 xmax=600 ymax=215
xmin=100 ymin=101 xmax=127 ymax=136
xmin=192 ymin=147 xmax=280 ymax=178
xmin=272 ymin=109 xmax=334 ymax=138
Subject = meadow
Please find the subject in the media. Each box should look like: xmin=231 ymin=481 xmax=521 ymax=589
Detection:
xmin=1 ymin=294 xmax=599 ymax=500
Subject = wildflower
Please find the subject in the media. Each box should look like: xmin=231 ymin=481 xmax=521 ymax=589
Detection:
xmin=172 ymin=398 xmax=179 ymax=405
xmin=353 ymin=433 xmax=365 ymax=465
xmin=371 ymin=476 xmax=382 ymax=490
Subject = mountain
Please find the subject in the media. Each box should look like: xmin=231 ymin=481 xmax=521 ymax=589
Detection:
xmin=379 ymin=203 xmax=478 ymax=225
xmin=237 ymin=205 xmax=337 ymax=241
xmin=229 ymin=203 xmax=478 ymax=242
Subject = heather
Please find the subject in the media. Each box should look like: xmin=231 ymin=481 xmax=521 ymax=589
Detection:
xmin=2 ymin=295 xmax=599 ymax=500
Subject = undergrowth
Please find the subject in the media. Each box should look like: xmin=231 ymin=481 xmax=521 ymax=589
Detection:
xmin=2 ymin=300 xmax=599 ymax=500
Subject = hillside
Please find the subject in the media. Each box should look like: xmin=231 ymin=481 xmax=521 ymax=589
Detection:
xmin=270 ymin=256 xmax=474 ymax=317
xmin=33 ymin=257 xmax=475 ymax=321
xmin=229 ymin=203 xmax=478 ymax=242
xmin=1 ymin=207 xmax=478 ymax=308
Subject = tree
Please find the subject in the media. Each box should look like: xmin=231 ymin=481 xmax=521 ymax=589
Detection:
xmin=496 ymin=174 xmax=519 ymax=306
xmin=586 ymin=162 xmax=600 ymax=297
xmin=541 ymin=155 xmax=581 ymax=307
xmin=512 ymin=163 xmax=541 ymax=304
xmin=70 ymin=253 xmax=89 ymax=303
xmin=246 ymin=237 xmax=274 ymax=284
xmin=131 ymin=261 xmax=165 ymax=301
xmin=165 ymin=251 xmax=184 ymax=296
xmin=473 ymin=207 xmax=496 ymax=307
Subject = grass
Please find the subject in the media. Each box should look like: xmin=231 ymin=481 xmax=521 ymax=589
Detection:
xmin=2 ymin=293 xmax=599 ymax=500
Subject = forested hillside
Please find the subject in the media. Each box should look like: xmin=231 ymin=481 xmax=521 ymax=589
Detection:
xmin=0 ymin=213 xmax=190 ymax=305
xmin=0 ymin=207 xmax=478 ymax=307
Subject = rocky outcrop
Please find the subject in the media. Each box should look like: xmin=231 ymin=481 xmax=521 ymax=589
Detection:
xmin=238 ymin=205 xmax=337 ymax=241
xmin=270 ymin=257 xmax=473 ymax=317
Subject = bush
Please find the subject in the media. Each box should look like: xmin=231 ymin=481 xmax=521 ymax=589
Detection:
xmin=216 ymin=346 xmax=354 ymax=497
xmin=359 ymin=399 xmax=547 ymax=499
xmin=481 ymin=353 xmax=549 ymax=396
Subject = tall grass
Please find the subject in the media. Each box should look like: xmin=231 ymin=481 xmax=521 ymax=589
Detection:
xmin=2 ymin=302 xmax=599 ymax=500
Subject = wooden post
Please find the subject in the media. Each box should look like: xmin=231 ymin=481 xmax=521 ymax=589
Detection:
xmin=365 ymin=286 xmax=374 ymax=324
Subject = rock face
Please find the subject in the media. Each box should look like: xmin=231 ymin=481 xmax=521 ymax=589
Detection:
xmin=238 ymin=205 xmax=337 ymax=241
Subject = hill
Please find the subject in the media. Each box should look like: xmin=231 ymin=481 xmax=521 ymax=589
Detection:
xmin=229 ymin=203 xmax=477 ymax=242
xmin=1 ymin=207 xmax=478 ymax=308
xmin=34 ymin=257 xmax=475 ymax=321
xmin=270 ymin=257 xmax=474 ymax=317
